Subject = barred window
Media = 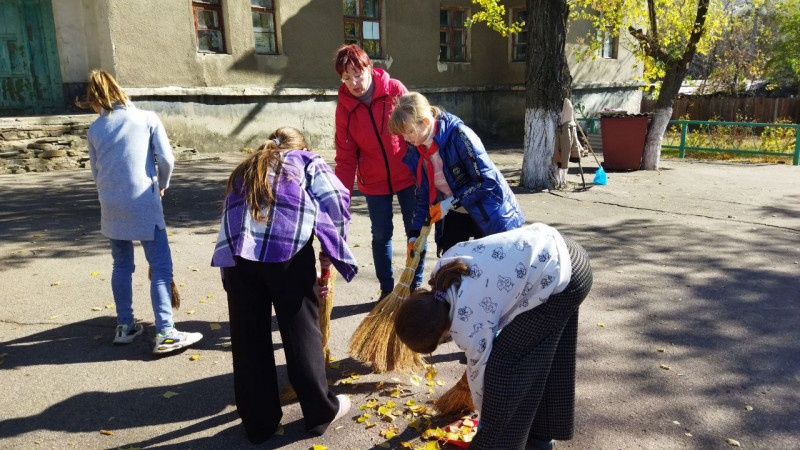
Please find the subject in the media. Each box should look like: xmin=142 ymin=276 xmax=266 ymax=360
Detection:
xmin=193 ymin=0 xmax=226 ymax=53
xmin=251 ymin=0 xmax=277 ymax=54
xmin=440 ymin=7 xmax=469 ymax=62
xmin=343 ymin=0 xmax=382 ymax=58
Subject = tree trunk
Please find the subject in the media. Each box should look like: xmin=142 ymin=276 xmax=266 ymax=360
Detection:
xmin=641 ymin=63 xmax=686 ymax=169
xmin=521 ymin=0 xmax=572 ymax=190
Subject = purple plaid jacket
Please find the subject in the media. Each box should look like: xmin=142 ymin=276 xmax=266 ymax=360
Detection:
xmin=211 ymin=150 xmax=358 ymax=282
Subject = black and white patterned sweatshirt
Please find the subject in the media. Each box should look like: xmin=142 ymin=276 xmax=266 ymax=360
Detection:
xmin=438 ymin=223 xmax=572 ymax=412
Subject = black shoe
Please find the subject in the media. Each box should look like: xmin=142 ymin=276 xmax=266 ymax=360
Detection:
xmin=527 ymin=438 xmax=556 ymax=449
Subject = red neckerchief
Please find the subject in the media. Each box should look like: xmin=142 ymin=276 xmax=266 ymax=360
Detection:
xmin=415 ymin=122 xmax=439 ymax=204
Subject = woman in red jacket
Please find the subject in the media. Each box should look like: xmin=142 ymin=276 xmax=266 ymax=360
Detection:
xmin=333 ymin=44 xmax=424 ymax=299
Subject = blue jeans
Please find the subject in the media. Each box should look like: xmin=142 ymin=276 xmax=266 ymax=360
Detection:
xmin=109 ymin=225 xmax=174 ymax=333
xmin=364 ymin=185 xmax=425 ymax=294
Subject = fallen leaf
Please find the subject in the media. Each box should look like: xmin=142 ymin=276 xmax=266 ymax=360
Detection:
xmin=189 ymin=355 xmax=200 ymax=361
xmin=179 ymin=283 xmax=185 ymax=287
xmin=51 ymin=281 xmax=61 ymax=286
xmin=330 ymin=361 xmax=340 ymax=369
xmin=725 ymin=438 xmax=741 ymax=447
xmin=390 ymin=389 xmax=401 ymax=398
xmin=275 ymin=426 xmax=284 ymax=436
xmin=105 ymin=304 xmax=114 ymax=309
xmin=744 ymin=405 xmax=753 ymax=411
xmin=365 ymin=421 xmax=377 ymax=429
xmin=357 ymin=413 xmax=371 ymax=423
xmin=49 ymin=315 xmax=59 ymax=319
xmin=685 ymin=432 xmax=693 ymax=437
xmin=672 ymin=420 xmax=680 ymax=425
xmin=406 ymin=400 xmax=416 ymax=406
xmin=99 ymin=430 xmax=114 ymax=435
xmin=351 ymin=374 xmax=361 ymax=380
xmin=206 ymin=294 xmax=214 ymax=298
xmin=436 ymin=380 xmax=445 ymax=386
xmin=377 ymin=443 xmax=390 ymax=448
xmin=210 ymin=323 xmax=222 ymax=330
xmin=657 ymin=348 xmax=665 ymax=353
xmin=427 ymin=381 xmax=435 ymax=386
xmin=220 ymin=342 xmax=232 ymax=347
xmin=185 ymin=310 xmax=196 ymax=315
xmin=428 ymin=387 xmax=435 ymax=394
xmin=162 ymin=391 xmax=180 ymax=399
xmin=410 ymin=374 xmax=422 ymax=386
xmin=312 ymin=445 xmax=328 ymax=450
xmin=385 ymin=400 xmax=396 ymax=408
xmin=33 ymin=234 xmax=42 ymax=238
xmin=660 ymin=364 xmax=671 ymax=370
xmin=90 ymin=272 xmax=99 ymax=276
xmin=425 ymin=365 xmax=437 ymax=380
xmin=401 ymin=442 xmax=414 ymax=448
xmin=91 ymin=307 xmax=102 ymax=311
xmin=93 ymin=335 xmax=103 ymax=340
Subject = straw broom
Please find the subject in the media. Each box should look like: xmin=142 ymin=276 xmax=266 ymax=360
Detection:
xmin=148 ymin=267 xmax=180 ymax=309
xmin=348 ymin=222 xmax=432 ymax=373
xmin=280 ymin=268 xmax=337 ymax=404
xmin=434 ymin=371 xmax=475 ymax=416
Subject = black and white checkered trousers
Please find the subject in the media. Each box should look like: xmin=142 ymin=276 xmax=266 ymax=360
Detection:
xmin=470 ymin=235 xmax=592 ymax=449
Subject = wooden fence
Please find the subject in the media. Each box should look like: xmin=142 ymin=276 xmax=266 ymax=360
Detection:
xmin=640 ymin=97 xmax=800 ymax=124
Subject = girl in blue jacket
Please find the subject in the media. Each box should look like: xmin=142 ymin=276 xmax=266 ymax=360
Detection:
xmin=388 ymin=92 xmax=526 ymax=257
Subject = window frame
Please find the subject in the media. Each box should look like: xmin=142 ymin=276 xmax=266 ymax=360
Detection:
xmin=192 ymin=0 xmax=227 ymax=54
xmin=597 ymin=28 xmax=619 ymax=59
xmin=510 ymin=8 xmax=527 ymax=62
xmin=251 ymin=0 xmax=278 ymax=55
xmin=343 ymin=0 xmax=383 ymax=59
xmin=439 ymin=6 xmax=470 ymax=62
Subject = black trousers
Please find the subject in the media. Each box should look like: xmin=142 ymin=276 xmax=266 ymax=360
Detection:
xmin=222 ymin=240 xmax=338 ymax=444
xmin=470 ymin=235 xmax=593 ymax=450
xmin=439 ymin=210 xmax=485 ymax=256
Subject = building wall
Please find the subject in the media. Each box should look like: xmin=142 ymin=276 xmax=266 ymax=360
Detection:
xmin=50 ymin=0 xmax=643 ymax=150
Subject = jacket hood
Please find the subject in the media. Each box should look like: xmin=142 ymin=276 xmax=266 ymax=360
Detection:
xmin=433 ymin=112 xmax=464 ymax=146
xmin=337 ymin=68 xmax=393 ymax=113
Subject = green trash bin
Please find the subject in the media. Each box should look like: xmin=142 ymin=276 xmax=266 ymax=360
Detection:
xmin=599 ymin=113 xmax=650 ymax=170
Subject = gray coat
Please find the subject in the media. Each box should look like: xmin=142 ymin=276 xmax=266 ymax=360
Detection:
xmin=88 ymin=103 xmax=174 ymax=241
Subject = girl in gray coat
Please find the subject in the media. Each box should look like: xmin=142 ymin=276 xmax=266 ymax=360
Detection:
xmin=83 ymin=70 xmax=202 ymax=355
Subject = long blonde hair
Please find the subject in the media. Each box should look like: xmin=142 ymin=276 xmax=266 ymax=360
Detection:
xmin=388 ymin=92 xmax=442 ymax=136
xmin=225 ymin=127 xmax=309 ymax=222
xmin=76 ymin=70 xmax=129 ymax=112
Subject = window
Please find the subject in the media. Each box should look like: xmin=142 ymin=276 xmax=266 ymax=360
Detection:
xmin=440 ymin=7 xmax=468 ymax=62
xmin=251 ymin=0 xmax=277 ymax=54
xmin=343 ymin=0 xmax=382 ymax=58
xmin=511 ymin=9 xmax=527 ymax=62
xmin=193 ymin=0 xmax=226 ymax=53
xmin=597 ymin=28 xmax=618 ymax=59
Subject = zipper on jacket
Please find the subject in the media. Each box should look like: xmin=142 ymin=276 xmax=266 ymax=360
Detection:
xmin=363 ymin=102 xmax=394 ymax=194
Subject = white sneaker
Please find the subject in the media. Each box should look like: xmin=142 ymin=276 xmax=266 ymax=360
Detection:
xmin=113 ymin=323 xmax=143 ymax=344
xmin=331 ymin=394 xmax=351 ymax=424
xmin=152 ymin=327 xmax=203 ymax=355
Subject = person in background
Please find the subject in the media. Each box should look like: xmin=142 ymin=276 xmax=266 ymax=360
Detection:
xmin=333 ymin=44 xmax=423 ymax=300
xmin=82 ymin=69 xmax=202 ymax=355
xmin=394 ymin=223 xmax=592 ymax=450
xmin=388 ymin=92 xmax=525 ymax=258
xmin=211 ymin=127 xmax=357 ymax=444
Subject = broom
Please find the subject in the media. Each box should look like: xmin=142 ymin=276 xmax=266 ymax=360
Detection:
xmin=434 ymin=371 xmax=475 ymax=416
xmin=348 ymin=221 xmax=433 ymax=373
xmin=280 ymin=267 xmax=337 ymax=404
xmin=148 ymin=267 xmax=180 ymax=309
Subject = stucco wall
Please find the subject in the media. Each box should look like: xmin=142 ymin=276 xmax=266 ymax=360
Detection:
xmin=51 ymin=0 xmax=113 ymax=83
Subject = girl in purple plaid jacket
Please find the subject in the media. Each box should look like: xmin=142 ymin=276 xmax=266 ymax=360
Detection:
xmin=211 ymin=127 xmax=358 ymax=444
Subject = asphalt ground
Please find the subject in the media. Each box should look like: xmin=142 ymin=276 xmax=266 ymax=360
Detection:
xmin=0 ymin=148 xmax=798 ymax=450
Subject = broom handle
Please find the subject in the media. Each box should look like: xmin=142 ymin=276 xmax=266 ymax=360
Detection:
xmin=576 ymin=119 xmax=602 ymax=167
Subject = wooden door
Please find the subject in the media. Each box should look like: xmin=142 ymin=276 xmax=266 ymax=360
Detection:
xmin=0 ymin=0 xmax=63 ymax=115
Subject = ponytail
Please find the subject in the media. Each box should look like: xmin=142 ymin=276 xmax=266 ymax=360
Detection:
xmin=76 ymin=70 xmax=129 ymax=112
xmin=225 ymin=126 xmax=309 ymax=222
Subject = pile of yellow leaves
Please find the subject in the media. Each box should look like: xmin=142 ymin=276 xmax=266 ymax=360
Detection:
xmin=422 ymin=417 xmax=478 ymax=446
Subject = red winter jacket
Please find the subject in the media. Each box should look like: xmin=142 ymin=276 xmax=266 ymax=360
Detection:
xmin=334 ymin=68 xmax=415 ymax=195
